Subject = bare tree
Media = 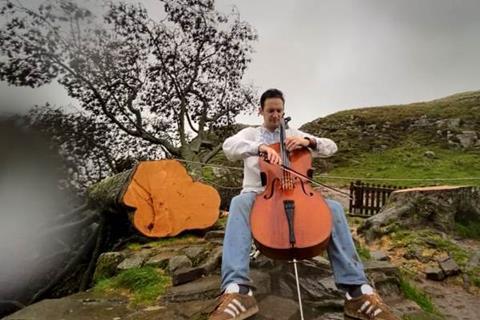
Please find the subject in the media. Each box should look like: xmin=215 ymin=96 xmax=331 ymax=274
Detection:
xmin=0 ymin=0 xmax=258 ymax=173
xmin=26 ymin=105 xmax=164 ymax=193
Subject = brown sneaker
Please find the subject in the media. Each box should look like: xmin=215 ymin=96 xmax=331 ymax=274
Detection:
xmin=344 ymin=292 xmax=400 ymax=320
xmin=208 ymin=292 xmax=259 ymax=320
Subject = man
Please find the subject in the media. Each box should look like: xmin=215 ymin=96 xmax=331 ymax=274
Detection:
xmin=209 ymin=89 xmax=400 ymax=320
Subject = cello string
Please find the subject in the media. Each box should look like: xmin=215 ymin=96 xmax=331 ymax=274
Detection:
xmin=278 ymin=164 xmax=352 ymax=199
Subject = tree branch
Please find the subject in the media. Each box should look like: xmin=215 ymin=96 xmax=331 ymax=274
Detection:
xmin=202 ymin=143 xmax=223 ymax=164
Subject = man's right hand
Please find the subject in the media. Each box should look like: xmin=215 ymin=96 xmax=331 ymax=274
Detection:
xmin=258 ymin=144 xmax=282 ymax=165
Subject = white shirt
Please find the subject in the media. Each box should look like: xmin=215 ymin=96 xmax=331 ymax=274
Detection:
xmin=222 ymin=125 xmax=338 ymax=193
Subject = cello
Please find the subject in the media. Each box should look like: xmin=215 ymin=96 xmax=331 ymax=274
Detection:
xmin=250 ymin=116 xmax=333 ymax=319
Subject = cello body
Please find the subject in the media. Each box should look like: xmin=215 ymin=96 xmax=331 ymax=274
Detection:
xmin=250 ymin=140 xmax=333 ymax=260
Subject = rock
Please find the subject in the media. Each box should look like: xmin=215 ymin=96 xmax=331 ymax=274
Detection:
xmin=163 ymin=275 xmax=221 ymax=303
xmin=310 ymin=256 xmax=331 ymax=267
xmin=199 ymin=245 xmax=223 ymax=273
xmin=425 ymin=266 xmax=446 ymax=281
xmin=276 ymin=276 xmax=295 ymax=299
xmin=424 ymin=151 xmax=436 ymax=159
xmin=363 ymin=261 xmax=402 ymax=301
xmin=412 ymin=117 xmax=429 ymax=127
xmin=447 ymin=118 xmax=461 ymax=130
xmin=257 ymin=295 xmax=299 ymax=320
xmin=93 ymin=252 xmax=125 ymax=281
xmin=144 ymin=251 xmax=177 ymax=268
xmin=3 ymin=292 xmax=134 ymax=320
xmin=117 ymin=252 xmax=147 ymax=270
xmin=169 ymin=299 xmax=217 ymax=319
xmin=312 ymin=312 xmax=345 ymax=320
xmin=318 ymin=277 xmax=342 ymax=296
xmin=308 ymin=298 xmax=345 ymax=311
xmin=363 ymin=260 xmax=398 ymax=274
xmin=466 ymin=250 xmax=480 ymax=270
xmin=359 ymin=186 xmax=480 ymax=238
xmin=168 ymin=255 xmax=192 ymax=273
xmin=172 ymin=267 xmax=206 ymax=286
xmin=250 ymin=269 xmax=271 ymax=295
xmin=204 ymin=230 xmax=225 ymax=242
xmin=439 ymin=257 xmax=461 ymax=276
xmin=183 ymin=245 xmax=206 ymax=263
xmin=271 ymin=260 xmax=340 ymax=301
xmin=251 ymin=253 xmax=275 ymax=269
xmin=456 ymin=131 xmax=477 ymax=148
xmin=371 ymin=250 xmax=390 ymax=261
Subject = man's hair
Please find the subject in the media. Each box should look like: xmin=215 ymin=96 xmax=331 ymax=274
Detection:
xmin=260 ymin=88 xmax=285 ymax=109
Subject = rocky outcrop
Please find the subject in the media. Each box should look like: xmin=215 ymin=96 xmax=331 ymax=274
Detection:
xmin=300 ymin=91 xmax=480 ymax=166
xmin=359 ymin=186 xmax=480 ymax=241
xmin=6 ymin=231 xmax=419 ymax=320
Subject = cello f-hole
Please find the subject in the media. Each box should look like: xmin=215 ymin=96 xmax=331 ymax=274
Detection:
xmin=296 ymin=176 xmax=314 ymax=197
xmin=264 ymin=178 xmax=279 ymax=199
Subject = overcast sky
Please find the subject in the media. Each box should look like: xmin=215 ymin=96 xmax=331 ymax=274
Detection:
xmin=1 ymin=0 xmax=480 ymax=127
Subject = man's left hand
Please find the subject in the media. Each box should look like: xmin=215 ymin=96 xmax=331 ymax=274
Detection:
xmin=285 ymin=136 xmax=309 ymax=152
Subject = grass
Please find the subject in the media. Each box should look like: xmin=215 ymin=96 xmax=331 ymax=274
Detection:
xmin=213 ymin=216 xmax=228 ymax=229
xmin=303 ymin=91 xmax=480 ymax=134
xmin=399 ymin=272 xmax=442 ymax=317
xmin=391 ymin=228 xmax=480 ymax=290
xmin=299 ymin=91 xmax=480 ymax=188
xmin=455 ymin=220 xmax=480 ymax=240
xmin=469 ymin=267 xmax=480 ymax=288
xmin=317 ymin=145 xmax=480 ymax=188
xmin=355 ymin=242 xmax=371 ymax=261
xmin=127 ymin=233 xmax=201 ymax=251
xmin=391 ymin=228 xmax=470 ymax=266
xmin=94 ymin=266 xmax=171 ymax=305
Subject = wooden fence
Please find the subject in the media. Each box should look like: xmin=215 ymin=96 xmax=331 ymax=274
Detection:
xmin=348 ymin=180 xmax=403 ymax=217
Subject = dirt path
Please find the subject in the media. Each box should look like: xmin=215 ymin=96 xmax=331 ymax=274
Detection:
xmin=416 ymin=278 xmax=480 ymax=320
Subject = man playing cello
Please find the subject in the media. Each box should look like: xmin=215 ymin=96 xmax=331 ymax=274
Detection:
xmin=209 ymin=89 xmax=400 ymax=320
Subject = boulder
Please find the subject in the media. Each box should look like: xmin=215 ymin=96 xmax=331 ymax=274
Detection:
xmin=168 ymin=255 xmax=192 ymax=273
xmin=425 ymin=266 xmax=446 ymax=281
xmin=117 ymin=252 xmax=147 ymax=270
xmin=93 ymin=252 xmax=125 ymax=281
xmin=359 ymin=186 xmax=480 ymax=241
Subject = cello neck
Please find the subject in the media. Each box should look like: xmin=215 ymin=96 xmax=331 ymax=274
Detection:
xmin=279 ymin=117 xmax=291 ymax=167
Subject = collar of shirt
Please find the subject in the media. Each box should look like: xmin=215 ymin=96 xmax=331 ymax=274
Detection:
xmin=259 ymin=125 xmax=280 ymax=133
xmin=259 ymin=125 xmax=281 ymax=145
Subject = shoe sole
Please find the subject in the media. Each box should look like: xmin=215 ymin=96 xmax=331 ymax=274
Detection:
xmin=235 ymin=305 xmax=259 ymax=320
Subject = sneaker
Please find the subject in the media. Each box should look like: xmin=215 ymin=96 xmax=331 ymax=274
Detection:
xmin=344 ymin=291 xmax=400 ymax=320
xmin=208 ymin=292 xmax=259 ymax=320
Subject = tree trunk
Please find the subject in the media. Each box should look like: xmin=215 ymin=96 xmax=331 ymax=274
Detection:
xmin=86 ymin=160 xmax=221 ymax=237
xmin=87 ymin=169 xmax=134 ymax=211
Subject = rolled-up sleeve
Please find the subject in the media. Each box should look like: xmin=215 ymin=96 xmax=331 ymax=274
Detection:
xmin=222 ymin=127 xmax=262 ymax=161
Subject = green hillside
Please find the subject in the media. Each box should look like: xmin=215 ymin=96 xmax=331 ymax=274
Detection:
xmin=300 ymin=91 xmax=480 ymax=187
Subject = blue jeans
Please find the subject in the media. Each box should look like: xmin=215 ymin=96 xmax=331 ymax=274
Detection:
xmin=221 ymin=192 xmax=368 ymax=291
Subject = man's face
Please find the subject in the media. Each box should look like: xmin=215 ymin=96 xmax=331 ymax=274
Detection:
xmin=260 ymin=97 xmax=284 ymax=130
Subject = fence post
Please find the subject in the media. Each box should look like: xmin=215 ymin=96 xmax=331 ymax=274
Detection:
xmin=347 ymin=180 xmax=403 ymax=217
xmin=349 ymin=181 xmax=354 ymax=214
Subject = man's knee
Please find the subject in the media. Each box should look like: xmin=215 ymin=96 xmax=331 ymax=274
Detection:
xmin=325 ymin=199 xmax=346 ymax=220
xmin=229 ymin=193 xmax=255 ymax=215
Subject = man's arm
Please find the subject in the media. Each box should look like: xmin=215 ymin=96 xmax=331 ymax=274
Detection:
xmin=222 ymin=127 xmax=263 ymax=161
xmin=289 ymin=128 xmax=338 ymax=158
